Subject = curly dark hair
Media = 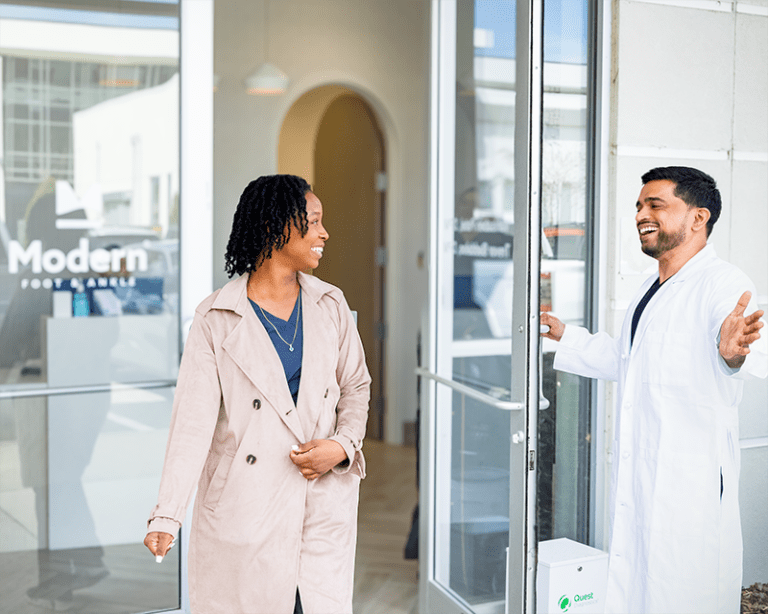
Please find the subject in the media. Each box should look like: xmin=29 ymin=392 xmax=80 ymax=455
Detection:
xmin=224 ymin=174 xmax=311 ymax=278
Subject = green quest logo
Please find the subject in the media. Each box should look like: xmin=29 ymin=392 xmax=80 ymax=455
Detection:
xmin=558 ymin=592 xmax=595 ymax=611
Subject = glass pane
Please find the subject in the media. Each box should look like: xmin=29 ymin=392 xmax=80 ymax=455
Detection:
xmin=433 ymin=4 xmax=518 ymax=610
xmin=537 ymin=0 xmax=591 ymax=546
xmin=0 ymin=3 xmax=180 ymax=389
xmin=434 ymin=381 xmax=510 ymax=612
xmin=442 ymin=0 xmax=517 ymax=410
xmin=452 ymin=0 xmax=516 ymax=354
xmin=0 ymin=386 xmax=179 ymax=613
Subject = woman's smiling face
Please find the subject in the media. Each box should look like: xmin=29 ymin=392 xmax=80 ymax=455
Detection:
xmin=277 ymin=191 xmax=329 ymax=271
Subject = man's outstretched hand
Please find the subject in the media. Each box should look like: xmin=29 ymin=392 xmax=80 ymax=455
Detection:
xmin=719 ymin=291 xmax=764 ymax=369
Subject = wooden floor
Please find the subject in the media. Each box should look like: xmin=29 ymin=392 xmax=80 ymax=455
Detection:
xmin=0 ymin=439 xmax=419 ymax=614
xmin=353 ymin=439 xmax=419 ymax=614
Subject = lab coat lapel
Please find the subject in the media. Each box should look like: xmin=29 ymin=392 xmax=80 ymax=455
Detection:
xmin=217 ymin=277 xmax=306 ymax=442
xmin=296 ymin=275 xmax=336 ymax=439
xmin=630 ymin=244 xmax=716 ymax=352
xmin=629 ymin=278 xmax=682 ymax=352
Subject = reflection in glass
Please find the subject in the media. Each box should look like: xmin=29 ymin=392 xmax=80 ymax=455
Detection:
xmin=0 ymin=3 xmax=182 ymax=613
xmin=0 ymin=387 xmax=178 ymax=613
xmin=0 ymin=3 xmax=180 ymax=388
xmin=446 ymin=386 xmax=511 ymax=607
xmin=447 ymin=0 xmax=592 ymax=587
xmin=537 ymin=0 xmax=591 ymax=546
xmin=453 ymin=0 xmax=516 ymax=348
xmin=436 ymin=6 xmax=518 ymax=610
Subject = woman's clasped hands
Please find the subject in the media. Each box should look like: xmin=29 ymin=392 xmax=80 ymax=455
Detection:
xmin=290 ymin=439 xmax=347 ymax=480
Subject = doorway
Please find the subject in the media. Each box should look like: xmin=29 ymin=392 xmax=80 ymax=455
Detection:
xmin=278 ymin=86 xmax=387 ymax=440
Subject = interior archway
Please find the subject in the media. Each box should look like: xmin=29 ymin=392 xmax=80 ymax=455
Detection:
xmin=278 ymin=86 xmax=386 ymax=440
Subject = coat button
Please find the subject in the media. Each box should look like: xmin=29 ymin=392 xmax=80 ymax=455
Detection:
xmin=253 ymin=399 xmax=261 ymax=410
xmin=246 ymin=455 xmax=256 ymax=465
xmin=324 ymin=389 xmax=329 ymax=398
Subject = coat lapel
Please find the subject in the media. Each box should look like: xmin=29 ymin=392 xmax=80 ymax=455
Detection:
xmin=295 ymin=274 xmax=337 ymax=439
xmin=216 ymin=275 xmax=306 ymax=442
xmin=630 ymin=244 xmax=716 ymax=352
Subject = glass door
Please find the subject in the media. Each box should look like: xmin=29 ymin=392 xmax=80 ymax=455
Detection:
xmin=421 ymin=1 xmax=595 ymax=612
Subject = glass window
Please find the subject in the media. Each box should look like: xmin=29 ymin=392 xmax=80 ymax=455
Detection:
xmin=49 ymin=60 xmax=71 ymax=87
xmin=538 ymin=0 xmax=591 ymax=545
xmin=439 ymin=2 xmax=519 ymax=608
xmin=0 ymin=2 xmax=181 ymax=612
xmin=0 ymin=19 xmax=180 ymax=389
xmin=0 ymin=386 xmax=179 ymax=613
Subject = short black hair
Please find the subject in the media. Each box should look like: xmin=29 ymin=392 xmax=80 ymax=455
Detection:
xmin=641 ymin=166 xmax=721 ymax=237
xmin=225 ymin=174 xmax=311 ymax=278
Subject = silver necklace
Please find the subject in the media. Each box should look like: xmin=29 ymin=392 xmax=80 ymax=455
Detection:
xmin=258 ymin=295 xmax=301 ymax=352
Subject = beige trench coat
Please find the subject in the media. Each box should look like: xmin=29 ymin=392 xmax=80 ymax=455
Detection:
xmin=146 ymin=272 xmax=370 ymax=614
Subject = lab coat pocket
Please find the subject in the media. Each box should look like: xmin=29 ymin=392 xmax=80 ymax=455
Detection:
xmin=203 ymin=448 xmax=237 ymax=512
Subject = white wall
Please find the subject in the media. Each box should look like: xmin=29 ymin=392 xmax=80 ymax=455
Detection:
xmin=608 ymin=0 xmax=768 ymax=584
xmin=213 ymin=0 xmax=431 ymax=444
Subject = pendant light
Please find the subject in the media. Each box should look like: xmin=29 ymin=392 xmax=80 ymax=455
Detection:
xmin=244 ymin=0 xmax=289 ymax=95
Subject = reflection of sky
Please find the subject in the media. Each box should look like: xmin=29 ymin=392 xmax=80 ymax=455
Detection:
xmin=0 ymin=3 xmax=178 ymax=29
xmin=474 ymin=0 xmax=587 ymax=64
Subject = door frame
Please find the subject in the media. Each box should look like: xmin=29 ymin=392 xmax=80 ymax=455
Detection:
xmin=510 ymin=0 xmax=544 ymax=610
xmin=178 ymin=0 xmax=214 ymax=611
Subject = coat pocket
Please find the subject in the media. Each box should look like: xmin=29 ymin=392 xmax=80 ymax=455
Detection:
xmin=202 ymin=449 xmax=236 ymax=511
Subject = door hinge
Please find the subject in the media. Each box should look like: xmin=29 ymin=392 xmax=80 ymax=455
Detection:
xmin=375 ymin=171 xmax=387 ymax=192
xmin=376 ymin=322 xmax=387 ymax=340
xmin=529 ymin=450 xmax=536 ymax=471
xmin=376 ymin=246 xmax=387 ymax=266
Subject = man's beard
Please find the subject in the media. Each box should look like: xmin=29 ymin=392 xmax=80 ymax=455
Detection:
xmin=641 ymin=224 xmax=687 ymax=258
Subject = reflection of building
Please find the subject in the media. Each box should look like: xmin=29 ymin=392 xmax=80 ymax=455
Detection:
xmin=73 ymin=74 xmax=179 ymax=234
xmin=467 ymin=61 xmax=587 ymax=225
xmin=1 ymin=16 xmax=178 ymax=239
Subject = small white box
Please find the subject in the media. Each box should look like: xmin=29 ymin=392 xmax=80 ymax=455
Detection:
xmin=536 ymin=538 xmax=608 ymax=614
xmin=52 ymin=291 xmax=73 ymax=318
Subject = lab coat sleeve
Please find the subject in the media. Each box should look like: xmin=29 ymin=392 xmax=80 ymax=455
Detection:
xmin=553 ymin=324 xmax=621 ymax=382
xmin=710 ymin=277 xmax=768 ymax=380
xmin=146 ymin=309 xmax=222 ymax=537
xmin=328 ymin=293 xmax=372 ymax=478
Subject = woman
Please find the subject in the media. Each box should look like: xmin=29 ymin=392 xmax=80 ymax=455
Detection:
xmin=144 ymin=174 xmax=370 ymax=613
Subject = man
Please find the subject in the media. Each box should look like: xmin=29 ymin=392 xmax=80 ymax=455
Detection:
xmin=541 ymin=167 xmax=766 ymax=614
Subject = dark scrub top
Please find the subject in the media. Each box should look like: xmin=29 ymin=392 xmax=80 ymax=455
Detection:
xmin=630 ymin=277 xmax=667 ymax=348
xmin=250 ymin=294 xmax=303 ymax=404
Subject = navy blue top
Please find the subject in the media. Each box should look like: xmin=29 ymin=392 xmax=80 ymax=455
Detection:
xmin=250 ymin=294 xmax=303 ymax=404
xmin=630 ymin=277 xmax=666 ymax=348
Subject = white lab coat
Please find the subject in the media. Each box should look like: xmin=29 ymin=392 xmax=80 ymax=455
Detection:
xmin=554 ymin=245 xmax=767 ymax=614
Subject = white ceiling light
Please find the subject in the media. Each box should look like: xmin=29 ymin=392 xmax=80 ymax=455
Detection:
xmin=244 ymin=0 xmax=288 ymax=96
xmin=245 ymin=62 xmax=288 ymax=95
